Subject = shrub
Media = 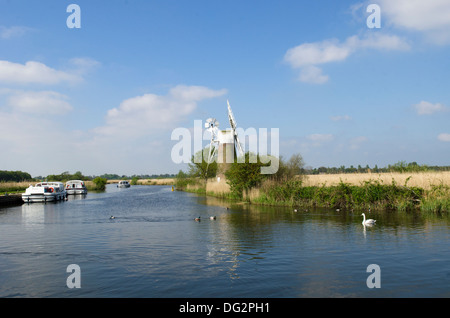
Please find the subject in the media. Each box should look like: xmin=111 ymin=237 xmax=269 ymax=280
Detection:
xmin=92 ymin=177 xmax=107 ymax=191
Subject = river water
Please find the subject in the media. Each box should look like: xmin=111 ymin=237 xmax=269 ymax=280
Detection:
xmin=0 ymin=184 xmax=448 ymax=298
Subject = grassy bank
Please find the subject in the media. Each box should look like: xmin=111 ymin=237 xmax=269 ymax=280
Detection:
xmin=175 ymin=172 xmax=450 ymax=213
xmin=0 ymin=181 xmax=31 ymax=193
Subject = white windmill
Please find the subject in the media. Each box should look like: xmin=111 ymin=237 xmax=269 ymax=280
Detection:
xmin=204 ymin=100 xmax=244 ymax=175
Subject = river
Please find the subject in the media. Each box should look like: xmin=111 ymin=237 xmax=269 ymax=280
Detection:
xmin=0 ymin=184 xmax=448 ymax=298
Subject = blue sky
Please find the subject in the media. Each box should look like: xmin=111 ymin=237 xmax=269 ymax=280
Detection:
xmin=1 ymin=0 xmax=449 ymax=176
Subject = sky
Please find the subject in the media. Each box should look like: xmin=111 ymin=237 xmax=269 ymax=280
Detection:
xmin=1 ymin=0 xmax=449 ymax=177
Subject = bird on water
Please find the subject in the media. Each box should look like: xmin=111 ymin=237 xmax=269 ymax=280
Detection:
xmin=361 ymin=213 xmax=376 ymax=225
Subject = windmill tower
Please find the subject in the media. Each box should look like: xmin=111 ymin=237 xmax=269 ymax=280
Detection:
xmin=205 ymin=100 xmax=244 ymax=176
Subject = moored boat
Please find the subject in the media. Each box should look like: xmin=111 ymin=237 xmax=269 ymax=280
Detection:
xmin=65 ymin=180 xmax=88 ymax=195
xmin=117 ymin=180 xmax=130 ymax=188
xmin=22 ymin=182 xmax=67 ymax=203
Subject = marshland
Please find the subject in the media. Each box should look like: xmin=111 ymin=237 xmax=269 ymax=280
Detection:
xmin=174 ymin=156 xmax=450 ymax=214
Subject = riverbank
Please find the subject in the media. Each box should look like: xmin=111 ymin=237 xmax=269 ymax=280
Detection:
xmin=176 ymin=171 xmax=450 ymax=213
xmin=0 ymin=194 xmax=23 ymax=207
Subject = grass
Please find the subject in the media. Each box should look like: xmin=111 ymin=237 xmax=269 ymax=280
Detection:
xmin=302 ymin=171 xmax=450 ymax=190
xmin=175 ymin=171 xmax=450 ymax=213
xmin=0 ymin=181 xmax=32 ymax=193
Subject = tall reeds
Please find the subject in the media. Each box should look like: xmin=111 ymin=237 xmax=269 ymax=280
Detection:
xmin=177 ymin=172 xmax=449 ymax=213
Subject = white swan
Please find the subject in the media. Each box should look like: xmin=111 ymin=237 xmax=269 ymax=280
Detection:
xmin=361 ymin=213 xmax=376 ymax=225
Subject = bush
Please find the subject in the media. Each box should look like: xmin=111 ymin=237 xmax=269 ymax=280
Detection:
xmin=225 ymin=152 xmax=269 ymax=199
xmin=92 ymin=177 xmax=107 ymax=191
xmin=131 ymin=176 xmax=139 ymax=185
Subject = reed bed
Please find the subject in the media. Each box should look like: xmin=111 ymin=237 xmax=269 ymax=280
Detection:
xmin=140 ymin=178 xmax=175 ymax=185
xmin=302 ymin=171 xmax=450 ymax=190
xmin=0 ymin=181 xmax=33 ymax=193
xmin=176 ymin=171 xmax=450 ymax=213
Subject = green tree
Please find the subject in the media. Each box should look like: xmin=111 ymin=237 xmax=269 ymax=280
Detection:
xmin=130 ymin=176 xmax=139 ymax=185
xmin=271 ymin=153 xmax=305 ymax=181
xmin=0 ymin=170 xmax=32 ymax=182
xmin=72 ymin=171 xmax=84 ymax=180
xmin=92 ymin=177 xmax=107 ymax=191
xmin=286 ymin=153 xmax=305 ymax=177
xmin=225 ymin=152 xmax=268 ymax=199
xmin=188 ymin=148 xmax=217 ymax=180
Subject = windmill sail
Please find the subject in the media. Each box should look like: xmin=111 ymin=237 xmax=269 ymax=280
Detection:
xmin=204 ymin=100 xmax=244 ymax=177
xmin=205 ymin=118 xmax=219 ymax=164
xmin=227 ymin=100 xmax=244 ymax=157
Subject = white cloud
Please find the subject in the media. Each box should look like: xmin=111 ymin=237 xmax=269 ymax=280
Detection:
xmin=0 ymin=26 xmax=33 ymax=39
xmin=7 ymin=91 xmax=73 ymax=115
xmin=345 ymin=33 xmax=410 ymax=51
xmin=414 ymin=101 xmax=448 ymax=115
xmin=284 ymin=33 xmax=409 ymax=84
xmin=284 ymin=39 xmax=351 ymax=68
xmin=379 ymin=0 xmax=450 ymax=43
xmin=437 ymin=133 xmax=450 ymax=142
xmin=0 ymin=84 xmax=227 ymax=176
xmin=0 ymin=60 xmax=81 ymax=85
xmin=298 ymin=65 xmax=329 ymax=84
xmin=68 ymin=57 xmax=101 ymax=75
xmin=331 ymin=115 xmax=352 ymax=121
xmin=95 ymin=85 xmax=227 ymax=137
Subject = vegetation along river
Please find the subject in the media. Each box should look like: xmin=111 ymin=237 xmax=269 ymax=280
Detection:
xmin=0 ymin=184 xmax=448 ymax=297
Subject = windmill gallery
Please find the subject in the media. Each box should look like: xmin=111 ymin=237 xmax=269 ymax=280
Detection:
xmin=170 ymin=100 xmax=280 ymax=174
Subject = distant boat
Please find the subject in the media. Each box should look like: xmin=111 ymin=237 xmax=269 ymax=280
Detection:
xmin=117 ymin=180 xmax=131 ymax=188
xmin=22 ymin=182 xmax=67 ymax=203
xmin=65 ymin=180 xmax=88 ymax=195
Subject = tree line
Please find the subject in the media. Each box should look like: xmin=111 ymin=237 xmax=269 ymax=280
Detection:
xmin=0 ymin=170 xmax=176 ymax=183
xmin=306 ymin=161 xmax=450 ymax=175
xmin=0 ymin=170 xmax=32 ymax=182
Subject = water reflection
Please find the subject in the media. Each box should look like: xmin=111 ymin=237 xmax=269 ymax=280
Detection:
xmin=0 ymin=186 xmax=449 ymax=297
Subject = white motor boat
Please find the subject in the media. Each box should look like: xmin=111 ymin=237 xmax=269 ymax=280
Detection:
xmin=117 ymin=180 xmax=130 ymax=188
xmin=22 ymin=182 xmax=67 ymax=203
xmin=65 ymin=180 xmax=88 ymax=195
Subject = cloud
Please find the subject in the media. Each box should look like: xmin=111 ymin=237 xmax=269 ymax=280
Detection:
xmin=284 ymin=33 xmax=410 ymax=83
xmin=68 ymin=57 xmax=101 ymax=75
xmin=0 ymin=60 xmax=82 ymax=85
xmin=0 ymin=26 xmax=33 ymax=39
xmin=7 ymin=91 xmax=73 ymax=115
xmin=95 ymin=85 xmax=227 ymax=137
xmin=437 ymin=133 xmax=450 ymax=142
xmin=345 ymin=33 xmax=411 ymax=51
xmin=298 ymin=65 xmax=329 ymax=84
xmin=307 ymin=133 xmax=334 ymax=143
xmin=284 ymin=39 xmax=351 ymax=68
xmin=331 ymin=115 xmax=352 ymax=121
xmin=379 ymin=0 xmax=450 ymax=43
xmin=413 ymin=101 xmax=448 ymax=115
